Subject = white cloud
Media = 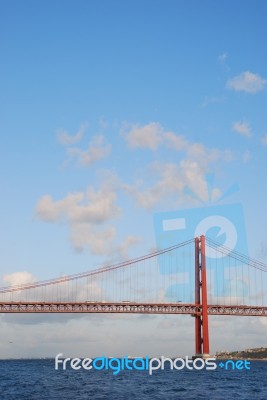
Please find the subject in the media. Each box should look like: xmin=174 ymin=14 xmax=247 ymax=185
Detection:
xmin=36 ymin=184 xmax=139 ymax=257
xmin=124 ymin=122 xmax=189 ymax=152
xmin=123 ymin=122 xmax=164 ymax=150
xmin=164 ymin=131 xmax=187 ymax=151
xmin=211 ymin=188 xmax=222 ymax=202
xmin=57 ymin=123 xmax=87 ymax=145
xmin=227 ymin=71 xmax=267 ymax=93
xmin=70 ymin=224 xmax=117 ymax=254
xmin=2 ymin=272 xmax=36 ymax=287
xmin=123 ymin=123 xmax=234 ymax=164
xmin=67 ymin=135 xmax=111 ymax=166
xmin=123 ymin=163 xmax=185 ymax=209
xmin=36 ymin=186 xmax=120 ymax=224
xmin=124 ymin=158 xmax=218 ymax=209
xmin=186 ymin=142 xmax=220 ymax=163
xmin=261 ymin=134 xmax=267 ymax=146
xmin=232 ymin=121 xmax=252 ymax=138
xmin=36 ymin=185 xmax=120 ymax=254
xmin=116 ymin=236 xmax=141 ymax=259
xmin=1 ymin=313 xmax=266 ymax=359
xmin=218 ymin=52 xmax=227 ymax=63
xmin=180 ymin=159 xmax=209 ymax=201
xmin=201 ymin=96 xmax=226 ymax=108
xmin=121 ymin=122 xmax=236 ymax=209
xmin=1 ymin=269 xmax=107 ymax=309
xmin=217 ymin=52 xmax=230 ymax=71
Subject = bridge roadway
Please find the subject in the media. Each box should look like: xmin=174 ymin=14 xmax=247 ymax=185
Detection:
xmin=0 ymin=302 xmax=267 ymax=316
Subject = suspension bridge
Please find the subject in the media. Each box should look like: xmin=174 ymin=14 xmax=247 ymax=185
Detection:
xmin=0 ymin=236 xmax=267 ymax=357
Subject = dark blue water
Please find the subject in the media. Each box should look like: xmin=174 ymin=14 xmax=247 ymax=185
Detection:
xmin=0 ymin=359 xmax=267 ymax=399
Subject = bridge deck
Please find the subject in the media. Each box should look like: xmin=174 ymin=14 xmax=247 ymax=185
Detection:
xmin=0 ymin=302 xmax=266 ymax=316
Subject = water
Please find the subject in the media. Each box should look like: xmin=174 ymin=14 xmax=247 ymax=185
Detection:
xmin=0 ymin=359 xmax=267 ymax=399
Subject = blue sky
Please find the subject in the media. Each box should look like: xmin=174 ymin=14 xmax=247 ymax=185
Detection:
xmin=0 ymin=0 xmax=267 ymax=358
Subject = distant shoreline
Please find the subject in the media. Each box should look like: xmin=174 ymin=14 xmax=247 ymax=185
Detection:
xmin=216 ymin=347 xmax=267 ymax=361
xmin=1 ymin=348 xmax=267 ymax=361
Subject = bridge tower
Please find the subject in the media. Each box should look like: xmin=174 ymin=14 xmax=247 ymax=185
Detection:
xmin=194 ymin=235 xmax=210 ymax=358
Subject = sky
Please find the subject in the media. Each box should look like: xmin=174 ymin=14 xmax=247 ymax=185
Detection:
xmin=0 ymin=0 xmax=267 ymax=358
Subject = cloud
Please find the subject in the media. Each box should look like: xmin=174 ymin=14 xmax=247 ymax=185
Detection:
xmin=0 ymin=313 xmax=266 ymax=359
xmin=218 ymin=52 xmax=230 ymax=71
xmin=67 ymin=135 xmax=111 ymax=166
xmin=58 ymin=122 xmax=111 ymax=167
xmin=116 ymin=236 xmax=141 ymax=260
xmin=201 ymin=96 xmax=226 ymax=108
xmin=164 ymin=131 xmax=187 ymax=151
xmin=227 ymin=71 xmax=267 ymax=93
xmin=186 ymin=143 xmax=219 ymax=162
xmin=124 ymin=158 xmax=218 ymax=209
xmin=2 ymin=272 xmax=36 ymax=287
xmin=124 ymin=122 xmax=189 ymax=151
xmin=218 ymin=52 xmax=227 ymax=63
xmin=261 ymin=134 xmax=267 ymax=146
xmin=123 ymin=122 xmax=189 ymax=152
xmin=36 ymin=185 xmax=120 ymax=254
xmin=70 ymin=224 xmax=117 ymax=254
xmin=232 ymin=121 xmax=252 ymax=138
xmin=123 ymin=122 xmax=164 ymax=150
xmin=36 ymin=184 xmax=138 ymax=257
xmin=123 ymin=123 xmax=233 ymax=161
xmin=36 ymin=186 xmax=120 ymax=224
xmin=70 ymin=224 xmax=140 ymax=257
xmin=57 ymin=123 xmax=87 ymax=145
xmin=121 ymin=122 xmax=235 ymax=209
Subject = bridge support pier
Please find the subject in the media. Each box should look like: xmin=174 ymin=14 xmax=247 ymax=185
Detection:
xmin=194 ymin=235 xmax=210 ymax=358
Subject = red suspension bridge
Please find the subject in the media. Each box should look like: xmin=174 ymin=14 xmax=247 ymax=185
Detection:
xmin=0 ymin=236 xmax=267 ymax=357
